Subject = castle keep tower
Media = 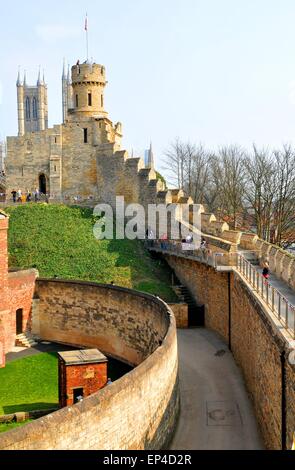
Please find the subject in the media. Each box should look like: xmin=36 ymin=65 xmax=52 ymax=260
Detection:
xmin=67 ymin=62 xmax=107 ymax=119
xmin=17 ymin=69 xmax=48 ymax=136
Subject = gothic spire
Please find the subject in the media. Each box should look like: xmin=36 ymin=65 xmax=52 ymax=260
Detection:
xmin=62 ymin=58 xmax=66 ymax=80
xmin=67 ymin=63 xmax=71 ymax=84
xmin=16 ymin=67 xmax=22 ymax=87
xmin=147 ymin=141 xmax=155 ymax=169
xmin=37 ymin=66 xmax=42 ymax=86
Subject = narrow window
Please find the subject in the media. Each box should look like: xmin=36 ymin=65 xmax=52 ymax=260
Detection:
xmin=54 ymin=165 xmax=57 ymax=172
xmin=88 ymin=93 xmax=92 ymax=106
xmin=25 ymin=97 xmax=31 ymax=120
xmin=83 ymin=128 xmax=88 ymax=143
xmin=32 ymin=97 xmax=38 ymax=119
xmin=54 ymin=137 xmax=57 ymax=143
xmin=101 ymin=95 xmax=104 ymax=108
xmin=76 ymin=94 xmax=79 ymax=107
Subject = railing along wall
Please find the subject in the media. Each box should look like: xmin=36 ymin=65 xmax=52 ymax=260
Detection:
xmin=147 ymin=240 xmax=295 ymax=340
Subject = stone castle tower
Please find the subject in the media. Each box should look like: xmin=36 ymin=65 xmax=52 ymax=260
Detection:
xmin=16 ymin=69 xmax=48 ymax=136
xmin=6 ymin=58 xmax=187 ymax=210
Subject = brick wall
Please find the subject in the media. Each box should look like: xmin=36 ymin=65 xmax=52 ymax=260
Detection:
xmin=0 ymin=281 xmax=179 ymax=450
xmin=59 ymin=359 xmax=107 ymax=407
xmin=0 ymin=213 xmax=37 ymax=367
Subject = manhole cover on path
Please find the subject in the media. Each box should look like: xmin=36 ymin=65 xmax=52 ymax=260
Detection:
xmin=206 ymin=401 xmax=243 ymax=426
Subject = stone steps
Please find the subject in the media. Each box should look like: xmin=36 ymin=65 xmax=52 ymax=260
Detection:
xmin=15 ymin=332 xmax=38 ymax=348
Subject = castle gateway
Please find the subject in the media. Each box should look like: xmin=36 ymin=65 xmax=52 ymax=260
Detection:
xmin=5 ymin=60 xmax=168 ymax=207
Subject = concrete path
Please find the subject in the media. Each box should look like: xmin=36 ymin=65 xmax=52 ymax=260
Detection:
xmin=170 ymin=328 xmax=264 ymax=450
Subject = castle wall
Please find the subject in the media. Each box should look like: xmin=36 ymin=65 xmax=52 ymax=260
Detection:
xmin=162 ymin=253 xmax=295 ymax=450
xmin=61 ymin=122 xmax=100 ymax=202
xmin=0 ymin=213 xmax=37 ymax=367
xmin=0 ymin=281 xmax=179 ymax=450
xmin=6 ymin=128 xmax=59 ymax=195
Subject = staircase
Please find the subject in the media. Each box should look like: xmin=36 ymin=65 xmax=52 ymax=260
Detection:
xmin=173 ymin=284 xmax=204 ymax=327
xmin=15 ymin=332 xmax=38 ymax=348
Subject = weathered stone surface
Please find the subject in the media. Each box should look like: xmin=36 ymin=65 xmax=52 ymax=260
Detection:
xmin=0 ymin=280 xmax=179 ymax=450
xmin=163 ymin=253 xmax=295 ymax=450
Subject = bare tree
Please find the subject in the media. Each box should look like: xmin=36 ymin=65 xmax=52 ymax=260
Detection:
xmin=243 ymin=145 xmax=276 ymax=239
xmin=210 ymin=145 xmax=246 ymax=229
xmin=271 ymin=145 xmax=295 ymax=246
xmin=162 ymin=138 xmax=187 ymax=188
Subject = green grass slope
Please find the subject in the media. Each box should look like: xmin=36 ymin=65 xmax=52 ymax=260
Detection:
xmin=5 ymin=204 xmax=177 ymax=302
xmin=0 ymin=353 xmax=58 ymax=415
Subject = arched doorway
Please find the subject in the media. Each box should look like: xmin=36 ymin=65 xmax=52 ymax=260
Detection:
xmin=16 ymin=309 xmax=23 ymax=335
xmin=39 ymin=174 xmax=47 ymax=195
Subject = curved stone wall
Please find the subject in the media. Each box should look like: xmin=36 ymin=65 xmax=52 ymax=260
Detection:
xmin=0 ymin=281 xmax=179 ymax=450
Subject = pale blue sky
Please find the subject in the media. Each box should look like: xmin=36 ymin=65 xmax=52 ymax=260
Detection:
xmin=1 ymin=0 xmax=295 ymax=173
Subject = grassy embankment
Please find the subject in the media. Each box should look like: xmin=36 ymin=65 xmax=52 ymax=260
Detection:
xmin=5 ymin=204 xmax=177 ymax=301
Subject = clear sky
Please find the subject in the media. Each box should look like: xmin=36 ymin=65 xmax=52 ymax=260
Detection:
xmin=1 ymin=0 xmax=295 ymax=174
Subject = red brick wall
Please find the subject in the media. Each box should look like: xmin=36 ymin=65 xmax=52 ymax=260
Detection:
xmin=0 ymin=214 xmax=37 ymax=367
xmin=59 ymin=361 xmax=108 ymax=407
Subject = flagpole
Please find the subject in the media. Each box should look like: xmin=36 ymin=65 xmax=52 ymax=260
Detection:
xmin=85 ymin=13 xmax=89 ymax=61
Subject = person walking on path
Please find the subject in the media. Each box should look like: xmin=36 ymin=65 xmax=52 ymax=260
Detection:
xmin=17 ymin=189 xmax=22 ymax=202
xmin=11 ymin=190 xmax=17 ymax=203
xmin=262 ymin=260 xmax=270 ymax=282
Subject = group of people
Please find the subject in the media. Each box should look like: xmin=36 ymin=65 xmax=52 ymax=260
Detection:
xmin=11 ymin=188 xmax=42 ymax=203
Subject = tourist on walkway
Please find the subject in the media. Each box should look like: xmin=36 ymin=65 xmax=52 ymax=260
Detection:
xmin=160 ymin=233 xmax=168 ymax=250
xmin=34 ymin=188 xmax=39 ymax=202
xmin=17 ymin=189 xmax=22 ymax=202
xmin=11 ymin=190 xmax=17 ymax=203
xmin=26 ymin=190 xmax=32 ymax=202
xmin=262 ymin=261 xmax=270 ymax=281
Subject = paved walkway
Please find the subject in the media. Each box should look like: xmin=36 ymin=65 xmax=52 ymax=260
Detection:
xmin=170 ymin=329 xmax=264 ymax=450
xmin=240 ymin=251 xmax=295 ymax=331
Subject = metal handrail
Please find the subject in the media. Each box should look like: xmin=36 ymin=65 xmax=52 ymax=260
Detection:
xmin=235 ymin=253 xmax=295 ymax=339
xmin=146 ymin=239 xmax=295 ymax=339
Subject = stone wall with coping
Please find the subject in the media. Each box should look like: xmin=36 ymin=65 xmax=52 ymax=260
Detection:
xmin=162 ymin=252 xmax=295 ymax=450
xmin=0 ymin=280 xmax=179 ymax=450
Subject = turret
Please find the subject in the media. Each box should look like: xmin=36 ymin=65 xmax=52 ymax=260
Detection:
xmin=62 ymin=59 xmax=68 ymax=123
xmin=37 ymin=75 xmax=46 ymax=131
xmin=16 ymin=70 xmax=25 ymax=136
xmin=67 ymin=65 xmax=73 ymax=111
xmin=70 ymin=61 xmax=107 ymax=117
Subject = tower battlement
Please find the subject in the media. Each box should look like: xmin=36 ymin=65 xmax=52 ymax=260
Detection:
xmin=71 ymin=62 xmax=106 ymax=85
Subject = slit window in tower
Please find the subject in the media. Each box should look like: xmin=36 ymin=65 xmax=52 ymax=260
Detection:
xmin=76 ymin=94 xmax=79 ymax=108
xmin=84 ymin=128 xmax=88 ymax=143
xmin=101 ymin=95 xmax=104 ymax=108
xmin=25 ymin=97 xmax=31 ymax=120
xmin=32 ymin=97 xmax=38 ymax=119
xmin=88 ymin=93 xmax=92 ymax=106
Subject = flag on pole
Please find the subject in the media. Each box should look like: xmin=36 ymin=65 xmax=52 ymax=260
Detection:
xmin=85 ymin=13 xmax=88 ymax=31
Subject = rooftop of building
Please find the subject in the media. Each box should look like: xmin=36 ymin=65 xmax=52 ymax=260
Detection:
xmin=57 ymin=349 xmax=108 ymax=365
